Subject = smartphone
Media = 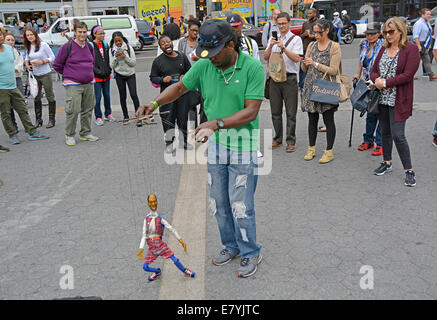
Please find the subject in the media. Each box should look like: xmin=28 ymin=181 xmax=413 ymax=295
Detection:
xmin=272 ymin=31 xmax=278 ymax=41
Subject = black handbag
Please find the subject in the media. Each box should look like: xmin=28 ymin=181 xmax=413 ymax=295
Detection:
xmin=367 ymin=88 xmax=381 ymax=115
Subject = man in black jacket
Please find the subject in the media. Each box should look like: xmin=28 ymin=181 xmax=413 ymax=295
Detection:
xmin=150 ymin=35 xmax=194 ymax=153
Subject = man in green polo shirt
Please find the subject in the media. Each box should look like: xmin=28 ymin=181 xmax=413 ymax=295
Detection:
xmin=137 ymin=19 xmax=265 ymax=278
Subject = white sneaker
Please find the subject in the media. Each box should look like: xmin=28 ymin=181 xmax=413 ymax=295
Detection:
xmin=65 ymin=135 xmax=76 ymax=146
xmin=95 ymin=118 xmax=104 ymax=126
xmin=80 ymin=134 xmax=99 ymax=142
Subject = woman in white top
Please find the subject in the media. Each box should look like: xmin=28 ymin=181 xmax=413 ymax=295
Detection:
xmin=4 ymin=32 xmax=24 ymax=133
xmin=24 ymin=28 xmax=56 ymax=128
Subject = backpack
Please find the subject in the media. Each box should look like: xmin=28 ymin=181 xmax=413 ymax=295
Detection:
xmin=243 ymin=36 xmax=253 ymax=57
xmin=66 ymin=39 xmax=94 ymax=59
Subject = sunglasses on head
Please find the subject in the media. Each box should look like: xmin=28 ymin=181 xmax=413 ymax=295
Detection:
xmin=383 ymin=29 xmax=396 ymax=35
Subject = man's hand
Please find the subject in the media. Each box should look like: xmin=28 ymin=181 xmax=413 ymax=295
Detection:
xmin=194 ymin=120 xmax=217 ymax=143
xmin=268 ymin=37 xmax=277 ymax=47
xmin=179 ymin=238 xmax=187 ymax=252
xmin=137 ymin=249 xmax=144 ymax=260
xmin=136 ymin=103 xmax=155 ymax=118
xmin=163 ymin=76 xmax=172 ymax=83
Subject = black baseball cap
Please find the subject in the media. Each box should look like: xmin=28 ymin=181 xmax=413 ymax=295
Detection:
xmin=364 ymin=22 xmax=382 ymax=34
xmin=196 ymin=19 xmax=235 ymax=59
xmin=227 ymin=14 xmax=243 ymax=26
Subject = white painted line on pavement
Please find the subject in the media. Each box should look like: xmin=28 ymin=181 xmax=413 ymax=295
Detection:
xmin=157 ymin=153 xmax=207 ymax=300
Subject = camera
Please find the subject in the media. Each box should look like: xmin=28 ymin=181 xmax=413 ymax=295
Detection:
xmin=171 ymin=74 xmax=180 ymax=83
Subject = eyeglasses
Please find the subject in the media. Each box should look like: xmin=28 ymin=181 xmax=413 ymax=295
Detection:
xmin=189 ymin=29 xmax=199 ymax=33
xmin=277 ymin=22 xmax=289 ymax=26
xmin=313 ymin=31 xmax=325 ymax=35
xmin=383 ymin=29 xmax=396 ymax=36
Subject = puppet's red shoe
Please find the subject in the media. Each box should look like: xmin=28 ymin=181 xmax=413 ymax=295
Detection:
xmin=148 ymin=271 xmax=161 ymax=281
xmin=184 ymin=268 xmax=195 ymax=278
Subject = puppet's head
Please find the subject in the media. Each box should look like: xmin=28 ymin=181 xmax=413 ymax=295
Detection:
xmin=147 ymin=194 xmax=158 ymax=212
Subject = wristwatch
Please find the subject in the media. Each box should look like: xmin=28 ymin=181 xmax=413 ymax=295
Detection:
xmin=216 ymin=118 xmax=225 ymax=130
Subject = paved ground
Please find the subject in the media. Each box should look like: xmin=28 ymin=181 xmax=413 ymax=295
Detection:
xmin=1 ymin=39 xmax=437 ymax=300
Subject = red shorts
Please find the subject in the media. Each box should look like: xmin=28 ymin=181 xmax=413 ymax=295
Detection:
xmin=144 ymin=239 xmax=174 ymax=264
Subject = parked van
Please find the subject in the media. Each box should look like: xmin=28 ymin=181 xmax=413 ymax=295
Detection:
xmin=39 ymin=15 xmax=141 ymax=49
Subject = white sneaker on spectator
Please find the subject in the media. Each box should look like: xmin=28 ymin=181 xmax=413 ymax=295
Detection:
xmin=65 ymin=135 xmax=76 ymax=146
xmin=80 ymin=134 xmax=100 ymax=142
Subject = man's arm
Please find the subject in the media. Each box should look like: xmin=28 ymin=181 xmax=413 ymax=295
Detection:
xmin=136 ymin=81 xmax=189 ymax=117
xmin=193 ymin=99 xmax=262 ymax=142
xmin=282 ymin=37 xmax=303 ymax=63
xmin=262 ymin=23 xmax=269 ymax=48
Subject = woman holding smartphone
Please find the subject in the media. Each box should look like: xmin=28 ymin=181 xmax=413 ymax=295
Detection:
xmin=24 ymin=28 xmax=56 ymax=128
xmin=109 ymin=31 xmax=141 ymax=126
xmin=301 ymin=19 xmax=341 ymax=164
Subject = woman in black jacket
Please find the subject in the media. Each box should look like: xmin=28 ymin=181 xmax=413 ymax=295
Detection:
xmin=91 ymin=25 xmax=114 ymax=126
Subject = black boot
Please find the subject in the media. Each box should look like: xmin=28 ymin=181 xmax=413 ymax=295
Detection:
xmin=46 ymin=101 xmax=56 ymax=128
xmin=34 ymin=100 xmax=43 ymax=128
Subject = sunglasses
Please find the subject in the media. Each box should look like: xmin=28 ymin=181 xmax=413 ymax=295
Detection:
xmin=383 ymin=29 xmax=396 ymax=36
xmin=313 ymin=30 xmax=325 ymax=35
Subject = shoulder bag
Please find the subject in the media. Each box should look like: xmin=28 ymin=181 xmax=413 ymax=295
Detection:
xmin=268 ymin=35 xmax=295 ymax=83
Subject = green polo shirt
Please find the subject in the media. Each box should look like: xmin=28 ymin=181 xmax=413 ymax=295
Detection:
xmin=182 ymin=48 xmax=265 ymax=152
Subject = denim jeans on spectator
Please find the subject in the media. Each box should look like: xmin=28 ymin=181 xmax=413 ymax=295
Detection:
xmin=207 ymin=141 xmax=261 ymax=259
xmin=94 ymin=80 xmax=111 ymax=119
xmin=363 ymin=112 xmax=382 ymax=146
xmin=336 ymin=28 xmax=342 ymax=44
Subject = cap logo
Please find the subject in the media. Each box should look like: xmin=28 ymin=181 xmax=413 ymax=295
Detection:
xmin=201 ymin=50 xmax=209 ymax=58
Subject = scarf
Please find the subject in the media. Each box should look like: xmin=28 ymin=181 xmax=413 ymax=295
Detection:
xmin=359 ymin=38 xmax=383 ymax=81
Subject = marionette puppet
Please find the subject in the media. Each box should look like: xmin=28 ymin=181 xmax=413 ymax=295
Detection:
xmin=137 ymin=194 xmax=195 ymax=281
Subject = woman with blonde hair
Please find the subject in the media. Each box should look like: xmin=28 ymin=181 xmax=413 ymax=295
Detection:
xmin=370 ymin=17 xmax=420 ymax=187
